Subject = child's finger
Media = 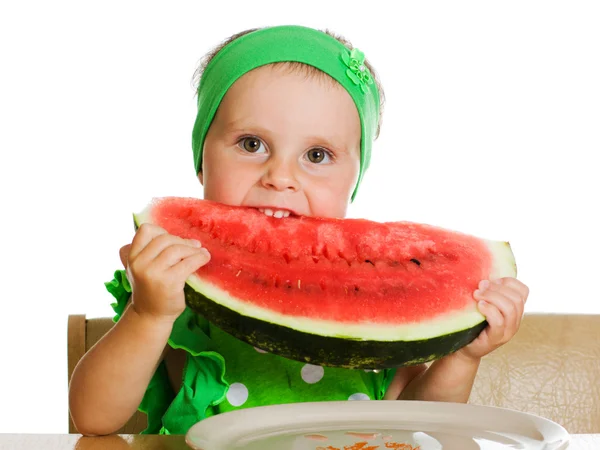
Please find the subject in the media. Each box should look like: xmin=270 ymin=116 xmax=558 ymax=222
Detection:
xmin=498 ymin=285 xmax=526 ymax=330
xmin=486 ymin=282 xmax=524 ymax=307
xmin=478 ymin=290 xmax=519 ymax=335
xmin=134 ymin=233 xmax=199 ymax=268
xmin=128 ymin=224 xmax=168 ymax=261
xmin=494 ymin=277 xmax=530 ymax=303
xmin=154 ymin=244 xmax=207 ymax=270
xmin=487 ymin=285 xmax=524 ymax=329
xmin=477 ymin=301 xmax=506 ymax=344
xmin=168 ymin=248 xmax=211 ymax=280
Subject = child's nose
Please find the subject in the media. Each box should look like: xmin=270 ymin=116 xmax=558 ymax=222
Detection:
xmin=260 ymin=158 xmax=300 ymax=192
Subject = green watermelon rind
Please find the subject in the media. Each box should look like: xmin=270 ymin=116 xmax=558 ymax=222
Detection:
xmin=185 ymin=272 xmax=484 ymax=341
xmin=184 ymin=282 xmax=487 ymax=369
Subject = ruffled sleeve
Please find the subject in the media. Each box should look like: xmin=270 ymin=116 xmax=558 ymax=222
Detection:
xmin=105 ymin=269 xmax=132 ymax=322
xmin=104 ymin=270 xmax=229 ymax=435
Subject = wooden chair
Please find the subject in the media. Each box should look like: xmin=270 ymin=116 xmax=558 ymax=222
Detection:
xmin=469 ymin=313 xmax=600 ymax=433
xmin=67 ymin=315 xmax=148 ymax=434
xmin=68 ymin=313 xmax=600 ymax=434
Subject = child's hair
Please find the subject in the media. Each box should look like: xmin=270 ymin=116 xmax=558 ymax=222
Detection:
xmin=191 ymin=27 xmax=385 ymax=139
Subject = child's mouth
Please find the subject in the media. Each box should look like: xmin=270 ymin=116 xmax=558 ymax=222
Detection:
xmin=257 ymin=207 xmax=292 ymax=218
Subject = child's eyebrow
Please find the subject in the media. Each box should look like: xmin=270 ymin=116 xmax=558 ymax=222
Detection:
xmin=225 ymin=124 xmax=275 ymax=138
xmin=222 ymin=116 xmax=272 ymax=135
xmin=223 ymin=117 xmax=251 ymax=129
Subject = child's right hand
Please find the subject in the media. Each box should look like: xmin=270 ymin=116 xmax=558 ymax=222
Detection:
xmin=119 ymin=223 xmax=211 ymax=324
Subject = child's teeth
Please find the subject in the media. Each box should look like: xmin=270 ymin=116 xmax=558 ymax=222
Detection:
xmin=259 ymin=208 xmax=291 ymax=218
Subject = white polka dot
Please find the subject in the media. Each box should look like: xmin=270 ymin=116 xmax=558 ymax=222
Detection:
xmin=301 ymin=364 xmax=324 ymax=384
xmin=254 ymin=346 xmax=268 ymax=354
xmin=226 ymin=382 xmax=249 ymax=407
xmin=348 ymin=393 xmax=370 ymax=401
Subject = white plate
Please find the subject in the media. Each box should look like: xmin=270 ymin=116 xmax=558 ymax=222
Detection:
xmin=185 ymin=400 xmax=570 ymax=450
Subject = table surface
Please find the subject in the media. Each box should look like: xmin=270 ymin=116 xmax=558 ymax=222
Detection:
xmin=0 ymin=434 xmax=599 ymax=449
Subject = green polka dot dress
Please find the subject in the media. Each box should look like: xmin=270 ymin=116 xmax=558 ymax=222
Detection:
xmin=106 ymin=270 xmax=396 ymax=435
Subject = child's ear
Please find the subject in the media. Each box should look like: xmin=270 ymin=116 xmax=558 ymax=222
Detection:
xmin=198 ymin=171 xmax=204 ymax=185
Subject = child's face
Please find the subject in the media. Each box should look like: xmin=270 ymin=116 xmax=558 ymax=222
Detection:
xmin=199 ymin=64 xmax=361 ymax=218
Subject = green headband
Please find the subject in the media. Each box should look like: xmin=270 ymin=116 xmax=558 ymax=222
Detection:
xmin=191 ymin=25 xmax=380 ymax=200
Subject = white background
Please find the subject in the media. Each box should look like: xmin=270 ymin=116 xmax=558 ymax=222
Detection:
xmin=1 ymin=0 xmax=598 ymax=434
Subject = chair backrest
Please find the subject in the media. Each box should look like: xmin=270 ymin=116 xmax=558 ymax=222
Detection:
xmin=470 ymin=313 xmax=600 ymax=433
xmin=68 ymin=313 xmax=600 ymax=434
xmin=67 ymin=314 xmax=148 ymax=434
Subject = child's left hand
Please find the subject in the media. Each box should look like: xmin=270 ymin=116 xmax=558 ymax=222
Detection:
xmin=457 ymin=277 xmax=529 ymax=361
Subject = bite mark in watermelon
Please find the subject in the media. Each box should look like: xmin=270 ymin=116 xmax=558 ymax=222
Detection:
xmin=134 ymin=197 xmax=517 ymax=369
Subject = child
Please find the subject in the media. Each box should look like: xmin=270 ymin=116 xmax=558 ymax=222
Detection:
xmin=69 ymin=25 xmax=529 ymax=436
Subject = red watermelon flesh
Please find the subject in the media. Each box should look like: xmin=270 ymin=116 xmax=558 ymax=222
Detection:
xmin=135 ymin=197 xmax=516 ymax=348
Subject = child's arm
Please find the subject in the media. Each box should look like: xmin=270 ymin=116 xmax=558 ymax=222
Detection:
xmin=392 ymin=352 xmax=480 ymax=402
xmin=69 ymin=224 xmax=211 ymax=436
xmin=387 ymin=277 xmax=529 ymax=402
xmin=68 ymin=304 xmax=174 ymax=435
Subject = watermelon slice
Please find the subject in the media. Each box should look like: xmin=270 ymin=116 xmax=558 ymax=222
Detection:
xmin=134 ymin=197 xmax=516 ymax=369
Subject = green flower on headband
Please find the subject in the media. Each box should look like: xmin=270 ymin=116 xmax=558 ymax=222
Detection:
xmin=341 ymin=48 xmax=374 ymax=93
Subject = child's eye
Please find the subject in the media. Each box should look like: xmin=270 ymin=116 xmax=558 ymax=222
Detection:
xmin=238 ymin=137 xmax=266 ymax=153
xmin=305 ymin=148 xmax=333 ymax=164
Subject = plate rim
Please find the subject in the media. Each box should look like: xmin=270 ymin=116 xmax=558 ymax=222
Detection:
xmin=185 ymin=400 xmax=570 ymax=449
